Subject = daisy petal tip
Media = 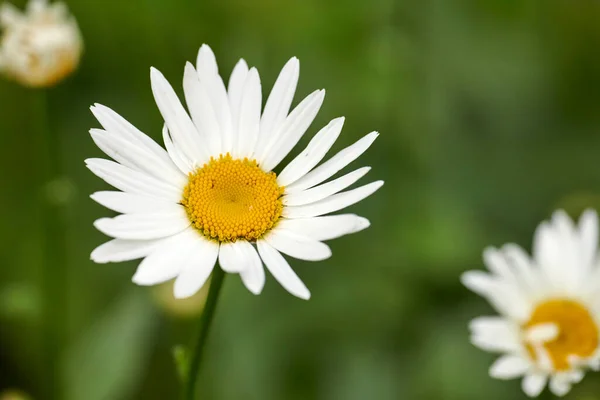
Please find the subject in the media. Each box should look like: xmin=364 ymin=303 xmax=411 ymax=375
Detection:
xmin=173 ymin=287 xmax=194 ymax=300
xmin=354 ymin=216 xmax=371 ymax=232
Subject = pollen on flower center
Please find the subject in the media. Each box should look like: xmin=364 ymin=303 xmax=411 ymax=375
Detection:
xmin=181 ymin=154 xmax=284 ymax=242
xmin=524 ymin=299 xmax=599 ymax=371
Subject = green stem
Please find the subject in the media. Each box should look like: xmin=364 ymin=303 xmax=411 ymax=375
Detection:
xmin=36 ymin=91 xmax=68 ymax=400
xmin=182 ymin=268 xmax=226 ymax=400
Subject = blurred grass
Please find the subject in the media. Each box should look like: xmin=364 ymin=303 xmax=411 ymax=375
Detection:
xmin=1 ymin=0 xmax=600 ymax=399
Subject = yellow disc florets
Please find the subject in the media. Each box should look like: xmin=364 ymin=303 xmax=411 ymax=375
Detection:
xmin=182 ymin=154 xmax=284 ymax=242
xmin=525 ymin=299 xmax=599 ymax=371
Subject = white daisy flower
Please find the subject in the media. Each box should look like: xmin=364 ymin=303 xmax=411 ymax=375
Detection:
xmin=462 ymin=209 xmax=600 ymax=397
xmin=0 ymin=0 xmax=82 ymax=87
xmin=88 ymin=44 xmax=383 ymax=300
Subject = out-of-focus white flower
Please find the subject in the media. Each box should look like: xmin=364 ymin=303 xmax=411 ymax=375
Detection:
xmin=0 ymin=0 xmax=82 ymax=87
xmin=462 ymin=210 xmax=600 ymax=397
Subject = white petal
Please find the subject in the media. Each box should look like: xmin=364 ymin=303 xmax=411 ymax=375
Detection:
xmin=283 ymin=167 xmax=370 ymax=206
xmin=276 ymin=214 xmax=370 ymax=241
xmin=283 ymin=181 xmax=384 ymax=219
xmin=257 ymin=240 xmax=310 ymax=300
xmin=259 ymin=89 xmax=325 ymax=171
xmin=196 ymin=44 xmax=218 ymax=75
xmin=502 ymin=244 xmax=543 ymax=295
xmin=524 ymin=323 xmax=558 ymax=344
xmin=469 ymin=316 xmax=521 ymax=353
xmin=227 ymin=58 xmax=249 ymax=142
xmin=150 ymin=67 xmax=210 ymax=164
xmin=90 ymin=104 xmax=173 ymax=166
xmin=173 ymin=234 xmax=219 ymax=299
xmin=183 ymin=63 xmax=221 ymax=155
xmin=196 ymin=45 xmax=234 ymax=154
xmin=489 ymin=355 xmax=530 ymax=379
xmin=163 ymin=125 xmax=194 ymax=174
xmin=91 ymin=238 xmax=160 ymax=264
xmin=94 ymin=209 xmax=190 ymax=240
xmin=256 ymin=57 xmax=299 ymax=155
xmin=277 ymin=117 xmax=344 ymax=187
xmin=236 ymin=241 xmax=266 ymax=295
xmin=218 ymin=242 xmax=248 ymax=273
xmin=461 ymin=271 xmax=532 ymax=320
xmin=483 ymin=247 xmax=514 ymax=280
xmin=461 ymin=271 xmax=495 ymax=296
xmin=549 ymin=376 xmax=571 ymax=397
xmin=85 ymin=158 xmax=181 ymax=202
xmin=285 ymin=131 xmax=379 ymax=194
xmin=235 ymin=68 xmax=262 ymax=158
xmin=522 ymin=373 xmax=547 ymax=397
xmin=579 ymin=209 xmax=598 ymax=272
xmin=90 ymin=191 xmax=180 ymax=214
xmin=89 ymin=129 xmax=186 ymax=188
xmin=264 ymin=228 xmax=331 ymax=261
xmin=131 ymin=228 xmax=198 ymax=285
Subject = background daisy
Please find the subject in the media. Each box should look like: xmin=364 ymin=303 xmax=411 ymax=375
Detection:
xmin=462 ymin=210 xmax=600 ymax=397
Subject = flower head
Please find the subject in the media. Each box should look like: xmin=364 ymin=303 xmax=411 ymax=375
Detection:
xmin=88 ymin=44 xmax=382 ymax=300
xmin=462 ymin=210 xmax=600 ymax=397
xmin=0 ymin=0 xmax=82 ymax=87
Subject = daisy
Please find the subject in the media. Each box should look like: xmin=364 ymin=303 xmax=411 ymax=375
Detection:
xmin=88 ymin=44 xmax=383 ymax=300
xmin=462 ymin=210 xmax=600 ymax=397
xmin=0 ymin=0 xmax=82 ymax=87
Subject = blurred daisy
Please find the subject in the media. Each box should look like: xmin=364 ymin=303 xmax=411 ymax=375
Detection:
xmin=88 ymin=44 xmax=382 ymax=300
xmin=0 ymin=0 xmax=82 ymax=87
xmin=462 ymin=210 xmax=600 ymax=397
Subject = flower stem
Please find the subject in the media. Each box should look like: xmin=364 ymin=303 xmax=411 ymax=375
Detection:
xmin=36 ymin=90 xmax=68 ymax=400
xmin=182 ymin=268 xmax=226 ymax=400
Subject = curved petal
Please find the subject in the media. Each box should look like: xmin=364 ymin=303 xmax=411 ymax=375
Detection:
xmin=276 ymin=214 xmax=370 ymax=241
xmin=89 ymin=129 xmax=186 ymax=188
xmin=489 ymin=355 xmax=530 ymax=379
xmin=235 ymin=68 xmax=261 ymax=159
xmin=85 ymin=158 xmax=182 ymax=202
xmin=163 ymin=125 xmax=195 ymax=174
xmin=286 ymin=131 xmax=379 ymax=194
xmin=90 ymin=104 xmax=173 ymax=166
xmin=257 ymin=240 xmax=310 ymax=300
xmin=227 ymin=58 xmax=249 ymax=151
xmin=263 ymin=228 xmax=331 ymax=261
xmin=173 ymin=234 xmax=220 ymax=299
xmin=283 ymin=167 xmax=371 ymax=206
xmin=218 ymin=241 xmax=248 ymax=273
xmin=277 ymin=117 xmax=344 ymax=186
xmin=91 ymin=238 xmax=161 ymax=264
xmin=183 ymin=62 xmax=221 ymax=156
xmin=150 ymin=67 xmax=210 ymax=165
xmin=196 ymin=45 xmax=234 ymax=155
xmin=259 ymin=89 xmax=325 ymax=171
xmin=94 ymin=209 xmax=190 ymax=240
xmin=256 ymin=57 xmax=299 ymax=155
xmin=522 ymin=373 xmax=547 ymax=397
xmin=283 ymin=181 xmax=384 ymax=219
xmin=90 ymin=191 xmax=181 ymax=214
xmin=236 ymin=241 xmax=265 ymax=295
xmin=131 ymin=228 xmax=198 ymax=285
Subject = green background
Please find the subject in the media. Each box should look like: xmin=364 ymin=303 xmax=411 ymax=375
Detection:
xmin=1 ymin=0 xmax=600 ymax=399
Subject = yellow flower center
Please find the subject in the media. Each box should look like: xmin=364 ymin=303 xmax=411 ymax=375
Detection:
xmin=181 ymin=154 xmax=284 ymax=242
xmin=525 ymin=299 xmax=599 ymax=371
